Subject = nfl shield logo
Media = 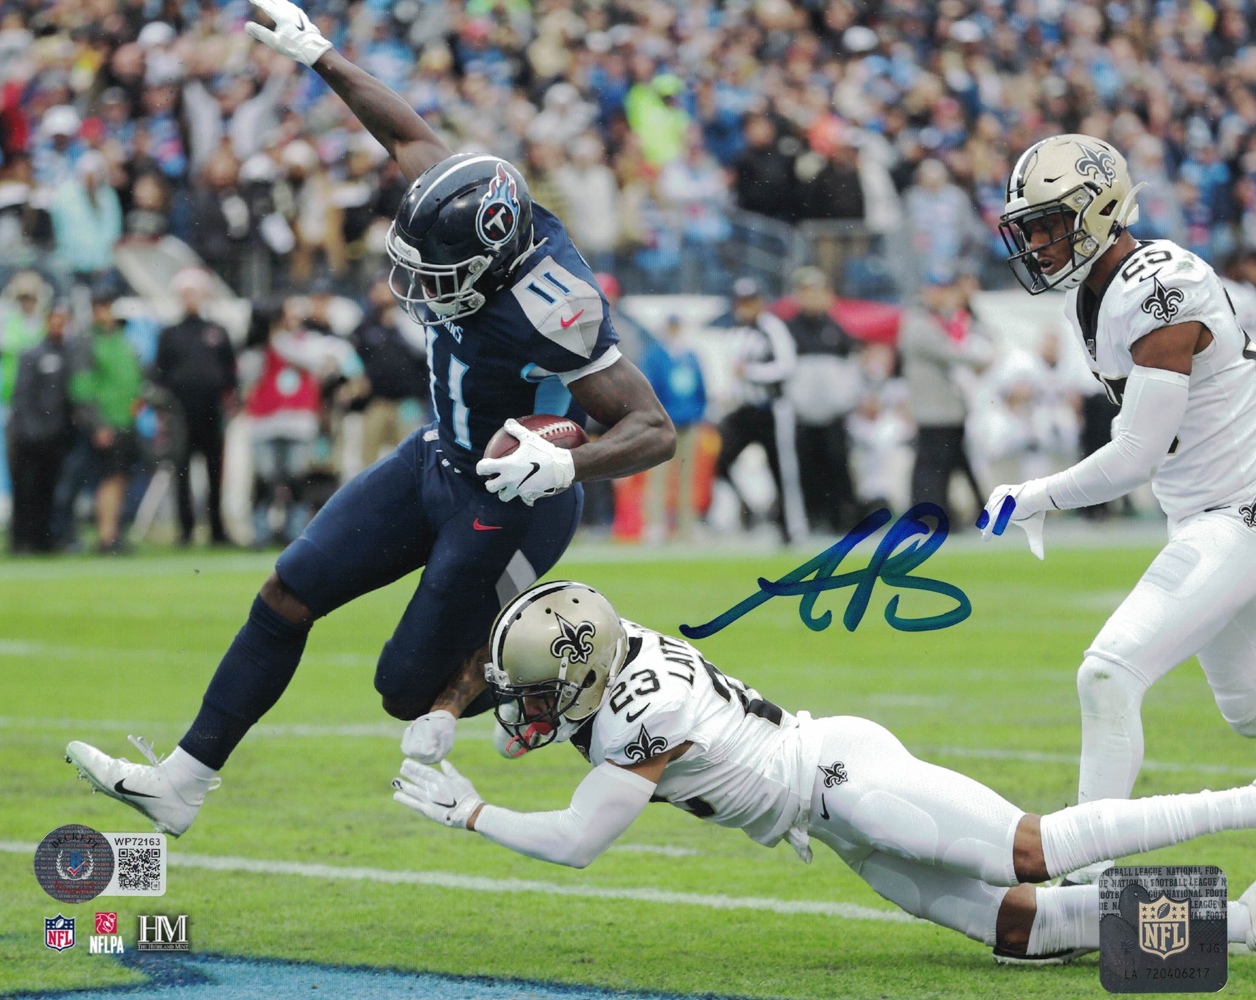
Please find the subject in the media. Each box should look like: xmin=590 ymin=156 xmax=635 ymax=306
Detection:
xmin=45 ymin=915 xmax=75 ymax=951
xmin=1138 ymin=895 xmax=1190 ymax=959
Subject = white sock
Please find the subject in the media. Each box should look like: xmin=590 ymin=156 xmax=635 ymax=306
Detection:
xmin=1229 ymin=901 xmax=1251 ymax=945
xmin=165 ymin=746 xmax=219 ymax=787
xmin=1039 ymin=786 xmax=1256 ymax=879
xmin=1027 ymin=885 xmax=1099 ymax=954
xmin=1027 ymin=888 xmax=1253 ymax=952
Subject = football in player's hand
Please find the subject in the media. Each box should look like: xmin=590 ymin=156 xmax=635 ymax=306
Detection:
xmin=483 ymin=415 xmax=589 ymax=459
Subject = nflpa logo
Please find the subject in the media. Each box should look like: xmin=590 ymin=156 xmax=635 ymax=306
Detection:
xmin=137 ymin=914 xmax=188 ymax=951
xmin=95 ymin=912 xmax=117 ymax=934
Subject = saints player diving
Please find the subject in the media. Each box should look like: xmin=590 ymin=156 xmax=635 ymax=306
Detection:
xmin=393 ymin=580 xmax=1256 ymax=963
xmin=978 ymin=134 xmax=1256 ymax=892
xmin=63 ymin=0 xmax=675 ymax=837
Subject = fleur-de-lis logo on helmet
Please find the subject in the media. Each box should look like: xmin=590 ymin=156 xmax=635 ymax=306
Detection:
xmin=623 ymin=724 xmax=668 ymax=762
xmin=1141 ymin=273 xmax=1184 ymax=324
xmin=475 ymin=163 xmax=520 ymax=248
xmin=1240 ymin=501 xmax=1256 ymax=528
xmin=550 ymin=613 xmax=596 ymax=664
xmin=1074 ymin=143 xmax=1117 ymax=184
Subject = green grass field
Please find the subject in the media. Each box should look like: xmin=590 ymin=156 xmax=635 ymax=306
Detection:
xmin=2 ymin=535 xmax=1253 ymax=999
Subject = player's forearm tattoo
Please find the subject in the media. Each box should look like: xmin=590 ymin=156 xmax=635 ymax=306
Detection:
xmin=431 ymin=645 xmax=489 ymax=717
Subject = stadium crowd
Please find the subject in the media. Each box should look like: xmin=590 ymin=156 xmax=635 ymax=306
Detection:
xmin=3 ymin=0 xmax=1256 ymax=549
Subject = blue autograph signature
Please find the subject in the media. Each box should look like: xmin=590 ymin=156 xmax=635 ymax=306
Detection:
xmin=678 ymin=503 xmax=971 ymax=640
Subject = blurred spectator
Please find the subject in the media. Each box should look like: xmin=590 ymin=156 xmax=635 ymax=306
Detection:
xmin=190 ymin=149 xmax=253 ymax=294
xmin=555 ymin=134 xmax=619 ymax=274
xmin=640 ymin=314 xmax=706 ymax=544
xmin=70 ymin=288 xmax=143 ymax=553
xmin=658 ymin=128 xmax=732 ymax=292
xmin=848 ymin=342 xmax=914 ymax=514
xmin=32 ymin=105 xmax=82 ymax=189
xmin=780 ymin=267 xmax=861 ymax=532
xmin=734 ymin=115 xmax=797 ymax=222
xmin=902 ymin=160 xmax=985 ymax=292
xmin=246 ymin=299 xmax=362 ymax=546
xmin=50 ymin=151 xmax=122 ymax=284
xmin=8 ymin=300 xmax=72 ymax=553
xmin=0 ymin=271 xmax=51 ymax=510
xmin=713 ymin=277 xmax=806 ymax=544
xmin=152 ymin=268 xmax=237 ymax=546
xmin=350 ymin=277 xmax=429 ymax=468
xmin=899 ymin=269 xmax=992 ymax=527
xmin=625 ymin=73 xmax=690 ymax=167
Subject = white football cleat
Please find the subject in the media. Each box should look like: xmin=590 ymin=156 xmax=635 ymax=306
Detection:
xmin=65 ymin=736 xmax=219 ymax=837
xmin=992 ymin=945 xmax=1092 ymax=966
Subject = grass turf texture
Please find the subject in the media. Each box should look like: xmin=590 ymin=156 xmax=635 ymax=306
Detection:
xmin=1 ymin=540 xmax=1252 ymax=999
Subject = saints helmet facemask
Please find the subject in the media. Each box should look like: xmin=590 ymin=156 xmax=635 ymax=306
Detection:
xmin=999 ymin=134 xmax=1145 ymax=294
xmin=484 ymin=581 xmax=628 ymax=751
xmin=387 ymin=153 xmax=537 ymax=322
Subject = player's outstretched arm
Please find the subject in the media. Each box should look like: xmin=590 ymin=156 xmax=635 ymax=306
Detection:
xmin=567 ymin=358 xmax=677 ymax=482
xmin=978 ymin=320 xmax=1202 ymax=557
xmin=245 ymin=0 xmax=451 ymax=182
xmin=393 ymin=753 xmax=673 ymax=868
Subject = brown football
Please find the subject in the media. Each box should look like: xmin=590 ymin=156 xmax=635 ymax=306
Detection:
xmin=483 ymin=414 xmax=590 ymax=459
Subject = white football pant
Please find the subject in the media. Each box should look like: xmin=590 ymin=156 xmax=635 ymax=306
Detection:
xmin=1078 ymin=505 xmax=1256 ymax=805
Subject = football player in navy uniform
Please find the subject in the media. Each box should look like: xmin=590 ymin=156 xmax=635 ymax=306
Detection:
xmin=65 ymin=0 xmax=676 ymax=837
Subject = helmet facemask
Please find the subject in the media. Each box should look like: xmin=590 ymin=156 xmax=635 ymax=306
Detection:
xmin=999 ymin=186 xmax=1107 ymax=294
xmin=386 ymin=221 xmax=491 ymax=322
xmin=487 ymin=667 xmax=596 ymax=752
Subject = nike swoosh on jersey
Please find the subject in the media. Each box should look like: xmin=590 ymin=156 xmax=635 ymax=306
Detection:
xmin=114 ymin=779 xmax=159 ymax=799
xmin=820 ymin=794 xmax=829 ymax=821
xmin=517 ymin=462 xmax=542 ymax=487
xmin=472 ymin=518 xmax=502 ymax=530
xmin=559 ymin=309 xmax=585 ymax=329
xmin=625 ymin=704 xmax=650 ymax=723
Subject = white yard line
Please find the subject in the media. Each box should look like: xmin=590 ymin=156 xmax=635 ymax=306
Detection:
xmin=6 ymin=716 xmax=1252 ymax=777
xmin=0 ymin=840 xmax=909 ymax=923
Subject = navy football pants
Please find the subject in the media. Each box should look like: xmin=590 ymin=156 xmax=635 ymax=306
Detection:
xmin=276 ymin=425 xmax=583 ymax=711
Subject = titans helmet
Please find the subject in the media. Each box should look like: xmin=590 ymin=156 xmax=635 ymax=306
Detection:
xmin=386 ymin=154 xmax=535 ymax=322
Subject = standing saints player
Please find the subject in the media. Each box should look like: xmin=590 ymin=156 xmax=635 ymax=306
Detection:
xmin=979 ymin=134 xmax=1256 ymax=890
xmin=392 ymin=580 xmax=1256 ymax=962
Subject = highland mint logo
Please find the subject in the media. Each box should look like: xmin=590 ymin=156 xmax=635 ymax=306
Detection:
xmin=137 ymin=914 xmax=188 ymax=952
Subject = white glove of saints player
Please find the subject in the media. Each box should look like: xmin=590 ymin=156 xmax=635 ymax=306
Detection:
xmin=977 ymin=481 xmax=1050 ymax=560
xmin=392 ymin=759 xmax=483 ymax=829
xmin=400 ymin=709 xmax=456 ymax=764
xmin=476 ymin=419 xmax=576 ymax=506
xmin=244 ymin=0 xmax=332 ymax=67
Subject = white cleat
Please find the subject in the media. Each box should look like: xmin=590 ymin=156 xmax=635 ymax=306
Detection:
xmin=993 ymin=946 xmax=1091 ymax=966
xmin=65 ymin=736 xmax=218 ymax=837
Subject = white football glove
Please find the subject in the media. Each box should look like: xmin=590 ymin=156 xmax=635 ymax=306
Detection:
xmin=392 ymin=759 xmax=483 ymax=829
xmin=244 ymin=0 xmax=332 ymax=67
xmin=400 ymin=709 xmax=456 ymax=763
xmin=476 ymin=418 xmax=576 ymax=506
xmin=977 ymin=481 xmax=1050 ymax=560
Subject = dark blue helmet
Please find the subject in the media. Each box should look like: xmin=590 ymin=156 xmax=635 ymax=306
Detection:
xmin=387 ymin=154 xmax=535 ymax=322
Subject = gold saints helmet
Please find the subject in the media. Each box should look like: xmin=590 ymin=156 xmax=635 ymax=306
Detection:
xmin=1000 ymin=134 xmax=1145 ymax=294
xmin=484 ymin=581 xmax=628 ymax=749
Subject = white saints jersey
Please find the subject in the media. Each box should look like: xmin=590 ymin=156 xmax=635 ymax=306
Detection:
xmin=1063 ymin=239 xmax=1256 ymax=522
xmin=572 ymin=621 xmax=821 ymax=848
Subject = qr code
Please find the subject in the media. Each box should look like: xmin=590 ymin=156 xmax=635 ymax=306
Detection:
xmin=116 ymin=847 xmax=162 ymax=891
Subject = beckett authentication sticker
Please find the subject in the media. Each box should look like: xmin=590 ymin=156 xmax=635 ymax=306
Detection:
xmin=1100 ymin=865 xmax=1227 ymax=993
xmin=34 ymin=825 xmax=115 ymax=904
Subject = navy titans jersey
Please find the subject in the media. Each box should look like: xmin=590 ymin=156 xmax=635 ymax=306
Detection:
xmin=420 ymin=204 xmax=620 ymax=481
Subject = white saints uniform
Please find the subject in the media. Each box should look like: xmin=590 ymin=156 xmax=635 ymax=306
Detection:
xmin=572 ymin=620 xmax=1041 ymax=944
xmin=1062 ymin=239 xmax=1256 ymax=794
xmin=1063 ymin=239 xmax=1256 ymax=522
xmin=575 ymin=621 xmax=823 ymax=850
